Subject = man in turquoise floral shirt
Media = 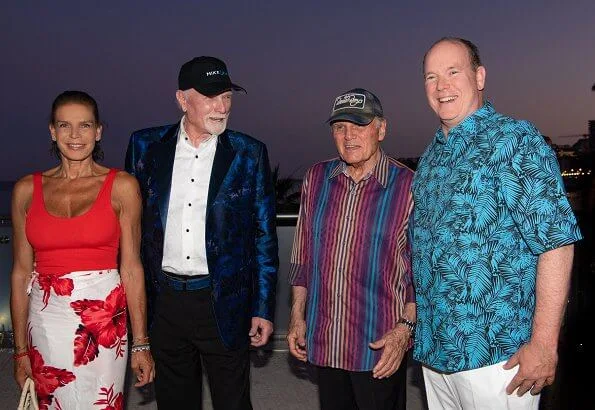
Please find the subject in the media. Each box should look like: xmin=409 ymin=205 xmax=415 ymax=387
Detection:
xmin=411 ymin=37 xmax=582 ymax=410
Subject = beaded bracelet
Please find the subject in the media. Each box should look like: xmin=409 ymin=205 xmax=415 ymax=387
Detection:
xmin=14 ymin=345 xmax=28 ymax=353
xmin=13 ymin=351 xmax=29 ymax=360
xmin=131 ymin=344 xmax=150 ymax=353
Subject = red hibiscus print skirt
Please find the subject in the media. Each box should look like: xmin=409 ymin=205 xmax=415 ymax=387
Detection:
xmin=28 ymin=269 xmax=127 ymax=409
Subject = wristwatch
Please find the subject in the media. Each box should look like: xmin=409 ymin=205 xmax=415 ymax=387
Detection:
xmin=397 ymin=317 xmax=416 ymax=335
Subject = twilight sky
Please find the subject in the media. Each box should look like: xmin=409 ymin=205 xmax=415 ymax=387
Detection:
xmin=1 ymin=0 xmax=594 ymax=181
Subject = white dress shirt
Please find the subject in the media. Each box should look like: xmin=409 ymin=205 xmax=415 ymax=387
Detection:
xmin=162 ymin=118 xmax=217 ymax=276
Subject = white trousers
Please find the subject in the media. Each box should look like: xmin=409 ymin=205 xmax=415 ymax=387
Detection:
xmin=422 ymin=361 xmax=540 ymax=410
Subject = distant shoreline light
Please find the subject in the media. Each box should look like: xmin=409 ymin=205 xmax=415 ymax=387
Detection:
xmin=562 ymin=168 xmax=591 ymax=177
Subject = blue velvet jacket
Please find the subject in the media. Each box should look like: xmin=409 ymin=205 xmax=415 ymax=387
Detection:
xmin=125 ymin=123 xmax=279 ymax=349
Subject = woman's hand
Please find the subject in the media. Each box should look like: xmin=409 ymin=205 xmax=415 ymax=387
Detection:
xmin=131 ymin=350 xmax=155 ymax=387
xmin=14 ymin=355 xmax=33 ymax=388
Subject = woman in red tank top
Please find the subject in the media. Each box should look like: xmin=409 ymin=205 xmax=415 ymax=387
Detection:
xmin=10 ymin=91 xmax=154 ymax=408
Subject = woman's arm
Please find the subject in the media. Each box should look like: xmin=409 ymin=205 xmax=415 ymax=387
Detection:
xmin=10 ymin=176 xmax=35 ymax=387
xmin=113 ymin=171 xmax=154 ymax=386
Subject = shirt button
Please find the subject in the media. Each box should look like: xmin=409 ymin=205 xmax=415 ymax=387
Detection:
xmin=191 ymin=178 xmax=195 ymax=182
xmin=186 ymin=256 xmax=190 ymax=260
xmin=186 ymin=229 xmax=190 ymax=232
xmin=188 ymin=203 xmax=192 ymax=207
xmin=195 ymin=155 xmax=198 ymax=159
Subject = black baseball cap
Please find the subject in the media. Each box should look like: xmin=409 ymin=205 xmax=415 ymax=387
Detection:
xmin=326 ymin=88 xmax=383 ymax=125
xmin=178 ymin=56 xmax=246 ymax=96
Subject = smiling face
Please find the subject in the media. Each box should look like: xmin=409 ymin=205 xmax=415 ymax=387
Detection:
xmin=176 ymin=88 xmax=232 ymax=139
xmin=423 ymin=40 xmax=486 ymax=135
xmin=331 ymin=118 xmax=386 ymax=174
xmin=49 ymin=102 xmax=101 ymax=162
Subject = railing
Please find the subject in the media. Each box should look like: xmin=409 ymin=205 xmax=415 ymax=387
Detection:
xmin=0 ymin=215 xmax=300 ymax=350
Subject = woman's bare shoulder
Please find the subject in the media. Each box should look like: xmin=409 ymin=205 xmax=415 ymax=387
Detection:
xmin=11 ymin=174 xmax=36 ymax=211
xmin=12 ymin=174 xmax=34 ymax=196
xmin=112 ymin=170 xmax=140 ymax=200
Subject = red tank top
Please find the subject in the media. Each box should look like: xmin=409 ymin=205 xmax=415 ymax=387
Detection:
xmin=25 ymin=169 xmax=120 ymax=276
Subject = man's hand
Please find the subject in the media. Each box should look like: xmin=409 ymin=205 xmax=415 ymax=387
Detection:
xmin=249 ymin=317 xmax=274 ymax=347
xmin=131 ymin=350 xmax=155 ymax=387
xmin=504 ymin=340 xmax=557 ymax=396
xmin=369 ymin=325 xmax=410 ymax=379
xmin=287 ymin=317 xmax=307 ymax=361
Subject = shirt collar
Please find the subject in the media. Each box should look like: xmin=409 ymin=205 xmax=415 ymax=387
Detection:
xmin=328 ymin=149 xmax=389 ymax=188
xmin=433 ymin=101 xmax=495 ymax=145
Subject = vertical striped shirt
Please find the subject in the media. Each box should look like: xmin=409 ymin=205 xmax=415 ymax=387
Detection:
xmin=289 ymin=150 xmax=414 ymax=371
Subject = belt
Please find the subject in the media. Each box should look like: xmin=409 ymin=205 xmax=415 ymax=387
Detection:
xmin=159 ymin=270 xmax=210 ymax=291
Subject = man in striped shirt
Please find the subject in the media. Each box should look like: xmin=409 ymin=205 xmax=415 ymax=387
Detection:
xmin=287 ymin=88 xmax=415 ymax=410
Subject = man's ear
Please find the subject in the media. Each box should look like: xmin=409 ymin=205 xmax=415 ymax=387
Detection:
xmin=175 ymin=90 xmax=187 ymax=112
xmin=378 ymin=119 xmax=387 ymax=142
xmin=476 ymin=66 xmax=486 ymax=91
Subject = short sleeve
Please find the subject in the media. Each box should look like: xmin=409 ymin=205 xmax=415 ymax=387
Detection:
xmin=498 ymin=121 xmax=582 ymax=254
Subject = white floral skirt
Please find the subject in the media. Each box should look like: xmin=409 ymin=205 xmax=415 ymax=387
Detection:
xmin=27 ymin=269 xmax=128 ymax=410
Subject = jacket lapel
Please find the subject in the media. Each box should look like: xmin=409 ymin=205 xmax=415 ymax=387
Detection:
xmin=207 ymin=131 xmax=236 ymax=207
xmin=154 ymin=125 xmax=178 ymax=229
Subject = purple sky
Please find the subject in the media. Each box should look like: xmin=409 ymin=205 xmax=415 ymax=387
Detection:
xmin=1 ymin=0 xmax=594 ymax=181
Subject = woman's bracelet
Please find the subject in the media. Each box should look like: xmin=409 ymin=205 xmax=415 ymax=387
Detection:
xmin=14 ymin=345 xmax=28 ymax=353
xmin=131 ymin=343 xmax=150 ymax=353
xmin=132 ymin=336 xmax=150 ymax=344
xmin=13 ymin=351 xmax=29 ymax=360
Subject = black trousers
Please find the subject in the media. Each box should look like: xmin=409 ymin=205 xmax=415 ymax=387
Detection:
xmin=317 ymin=357 xmax=407 ymax=410
xmin=151 ymin=286 xmax=252 ymax=410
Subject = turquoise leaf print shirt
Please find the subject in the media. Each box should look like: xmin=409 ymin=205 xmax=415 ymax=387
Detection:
xmin=411 ymin=102 xmax=582 ymax=372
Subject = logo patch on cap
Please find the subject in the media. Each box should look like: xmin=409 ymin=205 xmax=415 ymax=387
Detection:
xmin=205 ymin=70 xmax=228 ymax=77
xmin=333 ymin=93 xmax=366 ymax=112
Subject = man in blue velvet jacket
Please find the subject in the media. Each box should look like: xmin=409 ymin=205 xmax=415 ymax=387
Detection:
xmin=125 ymin=56 xmax=278 ymax=409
